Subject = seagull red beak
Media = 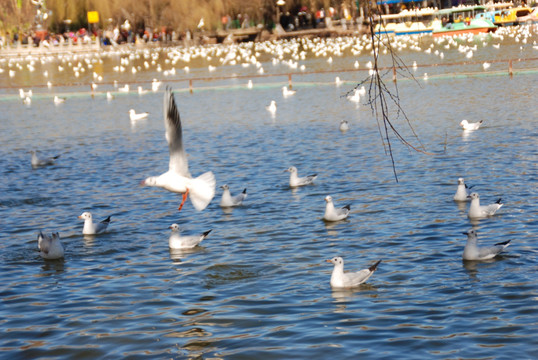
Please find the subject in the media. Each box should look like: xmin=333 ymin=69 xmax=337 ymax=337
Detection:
xmin=325 ymin=259 xmax=332 ymax=263
xmin=139 ymin=179 xmax=146 ymax=186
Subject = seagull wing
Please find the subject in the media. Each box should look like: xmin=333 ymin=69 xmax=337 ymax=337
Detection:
xmin=164 ymin=88 xmax=190 ymax=177
xmin=343 ymin=269 xmax=372 ymax=286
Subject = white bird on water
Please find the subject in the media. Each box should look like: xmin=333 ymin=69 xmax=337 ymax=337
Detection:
xmin=54 ymin=96 xmax=66 ymax=105
xmin=454 ymin=177 xmax=472 ymax=202
xmin=30 ymin=150 xmax=60 ymax=168
xmin=285 ymin=166 xmax=317 ymax=188
xmin=468 ymin=192 xmax=503 ymax=219
xmin=169 ymin=224 xmax=211 ymax=249
xmin=220 ymin=184 xmax=247 ymax=207
xmin=326 ymin=257 xmax=381 ymax=288
xmin=129 ymin=109 xmax=149 ymax=121
xmin=462 ymin=229 xmax=510 ymax=260
xmin=38 ymin=232 xmax=64 ymax=260
xmin=78 ymin=212 xmax=111 ymax=235
xmin=323 ymin=195 xmax=350 ymax=221
xmin=19 ymin=89 xmax=32 ymax=99
xmin=339 ymin=120 xmax=349 ymax=132
xmin=152 ymin=79 xmax=161 ymax=92
xmin=460 ymin=119 xmax=483 ymax=131
xmin=141 ymin=87 xmax=216 ymax=211
xmin=266 ymin=100 xmax=277 ymax=115
xmin=282 ymin=86 xmax=296 ymax=98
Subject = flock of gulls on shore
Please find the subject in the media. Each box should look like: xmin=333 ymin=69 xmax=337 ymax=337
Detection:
xmin=12 ymin=25 xmax=532 ymax=288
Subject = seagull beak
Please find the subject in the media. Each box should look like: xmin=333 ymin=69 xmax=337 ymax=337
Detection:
xmin=325 ymin=259 xmax=332 ymax=263
xmin=139 ymin=179 xmax=146 ymax=186
xmin=462 ymin=232 xmax=468 ymax=235
xmin=77 ymin=215 xmax=83 ymax=219
xmin=467 ymin=195 xmax=471 ymax=199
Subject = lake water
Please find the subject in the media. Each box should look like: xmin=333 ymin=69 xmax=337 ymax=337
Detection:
xmin=0 ymin=28 xmax=537 ymax=359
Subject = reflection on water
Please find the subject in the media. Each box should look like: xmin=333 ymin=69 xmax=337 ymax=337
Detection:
xmin=0 ymin=32 xmax=537 ymax=359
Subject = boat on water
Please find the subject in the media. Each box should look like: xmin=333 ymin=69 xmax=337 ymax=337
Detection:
xmin=432 ymin=5 xmax=497 ymax=37
xmin=491 ymin=6 xmax=534 ymax=26
xmin=374 ymin=8 xmax=437 ymax=36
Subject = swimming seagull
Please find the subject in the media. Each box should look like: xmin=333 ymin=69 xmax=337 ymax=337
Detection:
xmin=220 ymin=184 xmax=247 ymax=207
xmin=266 ymin=100 xmax=277 ymax=115
xmin=326 ymin=257 xmax=381 ymax=288
xmin=460 ymin=119 xmax=483 ymax=131
xmin=339 ymin=120 xmax=349 ymax=132
xmin=169 ymin=224 xmax=211 ymax=249
xmin=54 ymin=96 xmax=66 ymax=105
xmin=106 ymin=92 xmax=115 ymax=101
xmin=282 ymin=86 xmax=296 ymax=98
xmin=141 ymin=87 xmax=216 ymax=211
xmin=454 ymin=177 xmax=473 ymax=202
xmin=285 ymin=166 xmax=317 ymax=188
xmin=78 ymin=212 xmax=111 ymax=235
xmin=468 ymin=193 xmax=503 ymax=219
xmin=323 ymin=195 xmax=350 ymax=221
xmin=38 ymin=231 xmax=64 ymax=260
xmin=462 ymin=229 xmax=510 ymax=260
xmin=30 ymin=150 xmax=60 ymax=168
xmin=129 ymin=109 xmax=149 ymax=121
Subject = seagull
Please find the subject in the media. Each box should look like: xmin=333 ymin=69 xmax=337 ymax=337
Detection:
xmin=282 ymin=86 xmax=296 ymax=98
xmin=53 ymin=96 xmax=66 ymax=105
xmin=23 ymin=96 xmax=32 ymax=106
xmin=335 ymin=76 xmax=344 ymax=86
xmin=106 ymin=91 xmax=115 ymax=101
xmin=460 ymin=119 xmax=483 ymax=131
xmin=483 ymin=62 xmax=491 ymax=70
xmin=30 ymin=150 xmax=60 ymax=168
xmin=141 ymin=87 xmax=216 ymax=211
xmin=247 ymin=80 xmax=253 ymax=89
xmin=462 ymin=229 xmax=511 ymax=260
xmin=129 ymin=109 xmax=149 ymax=121
xmin=138 ymin=86 xmax=149 ymax=95
xmin=323 ymin=195 xmax=350 ymax=221
xmin=468 ymin=193 xmax=503 ymax=219
xmin=285 ymin=166 xmax=317 ymax=188
xmin=19 ymin=89 xmax=32 ymax=99
xmin=220 ymin=184 xmax=247 ymax=207
xmin=152 ymin=79 xmax=161 ymax=92
xmin=326 ymin=257 xmax=381 ymax=288
xmin=266 ymin=100 xmax=277 ymax=115
xmin=339 ymin=120 xmax=349 ymax=132
xmin=454 ymin=177 xmax=472 ymax=202
xmin=169 ymin=224 xmax=211 ymax=249
xmin=78 ymin=212 xmax=111 ymax=235
xmin=118 ymin=84 xmax=129 ymax=92
xmin=38 ymin=232 xmax=64 ymax=260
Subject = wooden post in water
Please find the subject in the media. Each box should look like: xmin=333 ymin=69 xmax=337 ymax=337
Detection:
xmin=189 ymin=79 xmax=193 ymax=94
xmin=288 ymin=74 xmax=292 ymax=89
xmin=508 ymin=59 xmax=513 ymax=78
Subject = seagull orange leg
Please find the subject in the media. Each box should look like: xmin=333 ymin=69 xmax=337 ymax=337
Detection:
xmin=178 ymin=189 xmax=189 ymax=211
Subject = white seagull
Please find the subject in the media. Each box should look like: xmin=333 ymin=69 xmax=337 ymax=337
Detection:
xmin=78 ymin=212 xmax=111 ymax=235
xmin=19 ymin=89 xmax=32 ymax=99
xmin=460 ymin=119 xmax=483 ymax=131
xmin=141 ymin=87 xmax=216 ymax=211
xmin=220 ymin=184 xmax=247 ymax=207
xmin=326 ymin=257 xmax=381 ymax=288
xmin=30 ymin=150 xmax=60 ymax=168
xmin=266 ymin=100 xmax=277 ymax=115
xmin=462 ymin=229 xmax=511 ymax=260
xmin=282 ymin=86 xmax=296 ymax=98
xmin=339 ymin=120 xmax=349 ymax=132
xmin=38 ymin=231 xmax=64 ymax=260
xmin=169 ymin=224 xmax=211 ymax=249
xmin=468 ymin=192 xmax=503 ymax=219
xmin=129 ymin=109 xmax=149 ymax=121
xmin=118 ymin=84 xmax=129 ymax=92
xmin=323 ymin=195 xmax=350 ymax=221
xmin=152 ymin=79 xmax=162 ymax=92
xmin=285 ymin=166 xmax=317 ymax=188
xmin=53 ymin=96 xmax=66 ymax=105
xmin=453 ymin=177 xmax=472 ymax=202
xmin=106 ymin=92 xmax=115 ymax=101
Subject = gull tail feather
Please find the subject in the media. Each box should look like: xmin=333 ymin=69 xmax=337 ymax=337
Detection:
xmin=188 ymin=171 xmax=216 ymax=211
xmin=369 ymin=260 xmax=382 ymax=272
